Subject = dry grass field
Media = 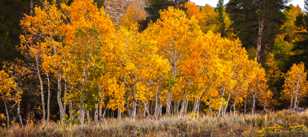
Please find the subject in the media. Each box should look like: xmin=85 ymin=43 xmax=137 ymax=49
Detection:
xmin=1 ymin=110 xmax=308 ymax=137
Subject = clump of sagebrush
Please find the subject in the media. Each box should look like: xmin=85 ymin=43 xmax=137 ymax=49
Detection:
xmin=1 ymin=110 xmax=308 ymax=137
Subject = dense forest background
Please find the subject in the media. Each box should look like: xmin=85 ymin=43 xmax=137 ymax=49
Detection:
xmin=0 ymin=0 xmax=308 ymax=126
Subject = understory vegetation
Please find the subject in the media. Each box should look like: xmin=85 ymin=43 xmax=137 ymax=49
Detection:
xmin=1 ymin=110 xmax=308 ymax=137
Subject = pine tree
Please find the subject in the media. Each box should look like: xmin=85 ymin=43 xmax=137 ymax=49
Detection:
xmin=226 ymin=0 xmax=286 ymax=65
xmin=216 ymin=0 xmax=226 ymax=37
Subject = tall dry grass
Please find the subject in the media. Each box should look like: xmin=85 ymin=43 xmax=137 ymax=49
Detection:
xmin=1 ymin=110 xmax=308 ymax=137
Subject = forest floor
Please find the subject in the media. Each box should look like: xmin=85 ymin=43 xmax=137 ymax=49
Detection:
xmin=1 ymin=110 xmax=308 ymax=137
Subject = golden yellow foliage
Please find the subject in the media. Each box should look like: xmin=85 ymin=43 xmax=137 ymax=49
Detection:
xmin=283 ymin=63 xmax=308 ymax=109
xmin=0 ymin=70 xmax=20 ymax=103
xmin=19 ymin=1 xmax=272 ymax=116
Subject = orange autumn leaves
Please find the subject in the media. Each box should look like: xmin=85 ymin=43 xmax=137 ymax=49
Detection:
xmin=19 ymin=0 xmax=275 ymax=115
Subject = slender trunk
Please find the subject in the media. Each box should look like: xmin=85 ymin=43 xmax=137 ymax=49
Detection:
xmin=143 ymin=102 xmax=150 ymax=117
xmin=79 ymin=105 xmax=85 ymax=125
xmin=17 ymin=103 xmax=23 ymax=126
xmin=166 ymin=91 xmax=172 ymax=115
xmin=244 ymin=100 xmax=247 ymax=114
xmin=218 ymin=87 xmax=225 ymax=116
xmin=30 ymin=0 xmax=34 ymax=15
xmin=159 ymin=105 xmax=163 ymax=116
xmin=102 ymin=108 xmax=107 ymax=119
xmin=117 ymin=109 xmax=122 ymax=119
xmin=257 ymin=14 xmax=265 ymax=64
xmin=233 ymin=103 xmax=236 ymax=115
xmin=174 ymin=101 xmax=180 ymax=114
xmin=64 ymin=81 xmax=67 ymax=113
xmin=80 ymin=67 xmax=87 ymax=124
xmin=294 ymin=95 xmax=298 ymax=110
xmin=294 ymin=79 xmax=300 ymax=109
xmin=94 ymin=104 xmax=99 ymax=122
xmin=154 ymin=83 xmax=161 ymax=119
xmin=290 ymin=95 xmax=294 ymax=110
xmin=167 ymin=60 xmax=176 ymax=115
xmin=46 ymin=73 xmax=51 ymax=123
xmin=193 ymin=99 xmax=200 ymax=113
xmin=79 ymin=68 xmax=87 ymax=125
xmin=69 ymin=102 xmax=73 ymax=121
xmin=98 ymin=103 xmax=103 ymax=120
xmin=4 ymin=102 xmax=10 ymax=127
xmin=218 ymin=105 xmax=222 ymax=117
xmin=86 ymin=110 xmax=91 ymax=123
xmin=180 ymin=99 xmax=188 ymax=116
xmin=35 ymin=55 xmax=45 ymax=122
xmin=57 ymin=75 xmax=65 ymax=122
xmin=131 ymin=85 xmax=137 ymax=119
xmin=131 ymin=100 xmax=137 ymax=119
xmin=223 ymin=94 xmax=231 ymax=116
xmin=252 ymin=93 xmax=256 ymax=114
xmin=185 ymin=100 xmax=188 ymax=114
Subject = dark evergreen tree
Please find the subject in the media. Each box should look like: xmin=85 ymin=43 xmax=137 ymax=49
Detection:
xmin=0 ymin=0 xmax=29 ymax=61
xmin=216 ymin=0 xmax=226 ymax=37
xmin=292 ymin=1 xmax=308 ymax=70
xmin=226 ymin=0 xmax=287 ymax=65
xmin=145 ymin=0 xmax=174 ymax=21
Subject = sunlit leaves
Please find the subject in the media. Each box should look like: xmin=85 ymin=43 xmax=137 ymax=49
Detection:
xmin=283 ymin=63 xmax=308 ymax=108
xmin=0 ymin=70 xmax=20 ymax=103
xmin=18 ymin=0 xmax=275 ymax=115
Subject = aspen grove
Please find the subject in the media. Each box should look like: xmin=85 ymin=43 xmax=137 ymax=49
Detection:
xmin=0 ymin=0 xmax=308 ymax=126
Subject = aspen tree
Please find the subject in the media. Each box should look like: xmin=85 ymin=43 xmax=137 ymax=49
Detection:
xmin=283 ymin=63 xmax=308 ymax=109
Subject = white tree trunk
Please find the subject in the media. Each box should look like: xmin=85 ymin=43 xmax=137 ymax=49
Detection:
xmin=166 ymin=91 xmax=172 ymax=115
xmin=290 ymin=95 xmax=294 ymax=109
xmin=173 ymin=101 xmax=180 ymax=114
xmin=223 ymin=94 xmax=231 ymax=116
xmin=193 ymin=99 xmax=200 ymax=113
xmin=35 ymin=55 xmax=45 ymax=122
xmin=86 ymin=110 xmax=91 ymax=123
xmin=79 ymin=103 xmax=85 ymax=125
xmin=117 ymin=109 xmax=122 ymax=119
xmin=94 ymin=104 xmax=99 ymax=123
xmin=252 ymin=93 xmax=256 ymax=114
xmin=143 ymin=102 xmax=150 ymax=117
xmin=4 ymin=102 xmax=10 ymax=127
xmin=233 ymin=103 xmax=236 ymax=115
xmin=218 ymin=87 xmax=225 ymax=117
xmin=180 ymin=99 xmax=188 ymax=116
xmin=131 ymin=100 xmax=137 ymax=119
xmin=154 ymin=83 xmax=161 ymax=119
xmin=294 ymin=79 xmax=300 ymax=109
xmin=98 ymin=103 xmax=103 ymax=120
xmin=46 ymin=73 xmax=51 ymax=123
xmin=17 ymin=103 xmax=23 ymax=126
xmin=57 ymin=75 xmax=65 ymax=122
xmin=63 ymin=81 xmax=67 ymax=114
